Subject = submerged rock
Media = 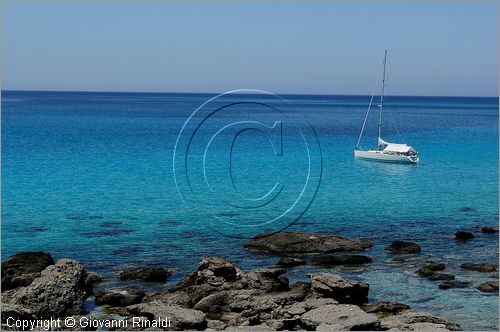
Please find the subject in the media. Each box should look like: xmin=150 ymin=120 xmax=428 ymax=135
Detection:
xmin=461 ymin=263 xmax=497 ymax=272
xmin=4 ymin=259 xmax=92 ymax=317
xmin=83 ymin=229 xmax=133 ymax=238
xmin=439 ymin=281 xmax=471 ymax=290
xmin=478 ymin=280 xmax=499 ymax=293
xmin=309 ymin=272 xmax=369 ymax=304
xmin=416 ymin=264 xmax=454 ymax=282
xmin=481 ymin=226 xmax=498 ymax=233
xmin=423 ymin=263 xmax=446 ymax=271
xmin=1 ymin=252 xmax=55 ymax=291
xmin=67 ymin=215 xmax=104 ymax=221
xmin=416 ymin=262 xmax=447 ymax=278
xmin=385 ymin=241 xmax=421 ymax=254
xmin=416 ymin=267 xmax=434 ymax=277
xmin=428 ymin=273 xmax=455 ymax=281
xmin=311 ymin=254 xmax=372 ymax=267
xmin=118 ymin=267 xmax=171 ymax=282
xmin=455 ymin=231 xmax=474 ymax=240
xmin=276 ymin=257 xmax=305 ymax=268
xmin=244 ymin=231 xmax=372 ymax=255
xmin=362 ymin=300 xmax=411 ymax=314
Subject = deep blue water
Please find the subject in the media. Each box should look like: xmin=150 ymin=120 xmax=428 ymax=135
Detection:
xmin=2 ymin=90 xmax=498 ymax=330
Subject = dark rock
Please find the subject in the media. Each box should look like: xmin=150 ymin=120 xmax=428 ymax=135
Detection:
xmin=478 ymin=280 xmax=499 ymax=293
xmin=4 ymin=259 xmax=92 ymax=317
xmin=277 ymin=298 xmax=337 ymax=319
xmin=198 ymin=256 xmax=238 ymax=281
xmin=246 ymin=267 xmax=289 ymax=292
xmin=459 ymin=207 xmax=476 ymax=212
xmin=362 ymin=301 xmax=411 ymax=314
xmin=1 ymin=252 xmax=54 ymax=291
xmin=94 ymin=289 xmax=145 ymax=307
xmin=207 ymin=319 xmax=227 ymax=330
xmin=119 ymin=267 xmax=171 ymax=282
xmin=455 ymin=231 xmax=474 ymax=240
xmin=385 ymin=241 xmax=421 ymax=254
xmin=129 ymin=256 xmax=464 ymax=331
xmin=267 ymin=318 xmax=299 ymax=330
xmin=0 ymin=303 xmax=36 ymax=324
xmin=380 ymin=309 xmax=461 ymax=331
xmin=108 ymin=316 xmax=149 ymax=331
xmin=193 ymin=292 xmax=229 ymax=312
xmin=244 ymin=232 xmax=372 ymax=255
xmin=166 ymin=257 xmax=245 ymax=307
xmin=423 ymin=263 xmax=446 ymax=271
xmin=311 ymin=254 xmax=372 ymax=267
xmin=276 ymin=257 xmax=305 ymax=268
xmin=300 ymin=304 xmax=379 ymax=330
xmin=481 ymin=226 xmax=497 ymax=233
xmin=127 ymin=301 xmax=207 ymax=330
xmin=309 ymin=272 xmax=369 ymax=304
xmin=101 ymin=305 xmax=131 ymax=316
xmin=461 ymin=263 xmax=497 ymax=272
xmin=438 ymin=281 xmax=471 ymax=289
xmin=415 ymin=263 xmax=446 ymax=278
xmin=428 ymin=273 xmax=455 ymax=281
xmin=86 ymin=272 xmax=103 ymax=285
xmin=415 ymin=267 xmax=434 ymax=277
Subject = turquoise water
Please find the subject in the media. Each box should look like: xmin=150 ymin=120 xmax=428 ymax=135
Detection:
xmin=2 ymin=91 xmax=498 ymax=329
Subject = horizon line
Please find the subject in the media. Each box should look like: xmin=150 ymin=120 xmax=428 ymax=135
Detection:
xmin=1 ymin=89 xmax=499 ymax=99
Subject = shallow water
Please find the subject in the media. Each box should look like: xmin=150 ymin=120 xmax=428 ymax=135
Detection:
xmin=2 ymin=91 xmax=498 ymax=330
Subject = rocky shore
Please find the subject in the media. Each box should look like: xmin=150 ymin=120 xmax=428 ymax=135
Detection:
xmin=1 ymin=230 xmax=498 ymax=331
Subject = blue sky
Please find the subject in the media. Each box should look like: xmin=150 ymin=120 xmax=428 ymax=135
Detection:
xmin=2 ymin=2 xmax=498 ymax=96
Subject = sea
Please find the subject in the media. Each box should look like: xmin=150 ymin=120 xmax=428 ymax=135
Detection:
xmin=1 ymin=90 xmax=498 ymax=330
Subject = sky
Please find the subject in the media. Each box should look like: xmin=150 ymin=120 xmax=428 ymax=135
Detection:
xmin=2 ymin=2 xmax=498 ymax=96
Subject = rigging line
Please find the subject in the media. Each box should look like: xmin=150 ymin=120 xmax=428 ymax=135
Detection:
xmin=356 ymin=66 xmax=382 ymax=149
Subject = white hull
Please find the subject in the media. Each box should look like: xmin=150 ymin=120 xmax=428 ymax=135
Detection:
xmin=354 ymin=149 xmax=419 ymax=164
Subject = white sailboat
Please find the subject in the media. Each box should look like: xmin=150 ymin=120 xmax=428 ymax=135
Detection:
xmin=354 ymin=50 xmax=419 ymax=164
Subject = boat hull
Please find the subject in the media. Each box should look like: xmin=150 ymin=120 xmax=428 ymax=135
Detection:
xmin=354 ymin=149 xmax=419 ymax=164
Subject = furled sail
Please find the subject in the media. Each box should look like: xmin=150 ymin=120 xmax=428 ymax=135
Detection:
xmin=378 ymin=138 xmax=389 ymax=146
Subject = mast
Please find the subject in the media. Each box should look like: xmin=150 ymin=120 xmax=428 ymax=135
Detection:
xmin=378 ymin=49 xmax=387 ymax=144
